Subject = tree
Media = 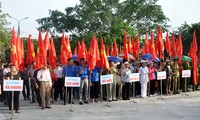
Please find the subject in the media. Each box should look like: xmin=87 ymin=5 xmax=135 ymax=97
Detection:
xmin=0 ymin=2 xmax=11 ymax=62
xmin=178 ymin=22 xmax=200 ymax=55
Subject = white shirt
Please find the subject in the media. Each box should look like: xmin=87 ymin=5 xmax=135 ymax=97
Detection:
xmin=122 ymin=68 xmax=131 ymax=83
xmin=139 ymin=66 xmax=149 ymax=83
xmin=53 ymin=66 xmax=63 ymax=78
xmin=37 ymin=69 xmax=52 ymax=86
xmin=3 ymin=68 xmax=10 ymax=76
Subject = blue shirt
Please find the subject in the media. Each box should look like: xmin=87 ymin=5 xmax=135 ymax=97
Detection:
xmin=77 ymin=65 xmax=89 ymax=79
xmin=91 ymin=67 xmax=100 ymax=82
xmin=62 ymin=65 xmax=77 ymax=77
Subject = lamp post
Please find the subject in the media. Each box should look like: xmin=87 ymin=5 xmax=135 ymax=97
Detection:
xmin=8 ymin=15 xmax=28 ymax=34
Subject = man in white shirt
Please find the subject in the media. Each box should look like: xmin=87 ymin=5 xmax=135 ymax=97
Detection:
xmin=37 ymin=65 xmax=52 ymax=109
xmin=53 ymin=62 xmax=63 ymax=101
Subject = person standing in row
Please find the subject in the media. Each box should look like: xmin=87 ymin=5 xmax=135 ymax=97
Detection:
xmin=37 ymin=65 xmax=52 ymax=109
xmin=109 ymin=60 xmax=118 ymax=101
xmin=182 ymin=61 xmax=191 ymax=92
xmin=122 ymin=62 xmax=131 ymax=100
xmin=28 ymin=62 xmax=36 ymax=103
xmin=53 ymin=62 xmax=63 ymax=101
xmin=90 ymin=65 xmax=101 ymax=103
xmin=173 ymin=59 xmax=180 ymax=94
xmin=139 ymin=60 xmax=149 ymax=98
xmin=22 ymin=65 xmax=30 ymax=100
xmin=78 ymin=58 xmax=89 ymax=105
xmin=148 ymin=61 xmax=157 ymax=96
xmin=164 ymin=60 xmax=173 ymax=95
xmin=63 ymin=58 xmax=77 ymax=105
xmin=6 ymin=64 xmax=21 ymax=113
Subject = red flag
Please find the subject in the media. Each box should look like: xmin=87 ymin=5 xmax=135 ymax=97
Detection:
xmin=100 ymin=37 xmax=110 ymax=70
xmin=132 ymin=38 xmax=135 ymax=54
xmin=82 ymin=39 xmax=88 ymax=60
xmin=155 ymin=26 xmax=164 ymax=59
xmin=65 ymin=35 xmax=72 ymax=58
xmin=176 ymin=33 xmax=183 ymax=61
xmin=123 ymin=31 xmax=129 ymax=60
xmin=16 ymin=34 xmax=22 ymax=67
xmin=128 ymin=38 xmax=133 ymax=54
xmin=10 ymin=27 xmax=19 ymax=67
xmin=171 ymin=34 xmax=176 ymax=57
xmin=133 ymin=34 xmax=140 ymax=59
xmin=141 ymin=45 xmax=145 ymax=55
xmin=112 ymin=41 xmax=118 ymax=56
xmin=88 ymin=36 xmax=97 ymax=70
xmin=26 ymin=35 xmax=35 ymax=65
xmin=150 ymin=31 xmax=156 ymax=60
xmin=74 ymin=46 xmax=77 ymax=55
xmin=77 ymin=41 xmax=82 ymax=61
xmin=43 ymin=31 xmax=50 ymax=63
xmin=165 ymin=32 xmax=171 ymax=56
xmin=48 ymin=38 xmax=57 ymax=69
xmin=19 ymin=39 xmax=25 ymax=72
xmin=96 ymin=38 xmax=100 ymax=62
xmin=106 ymin=47 xmax=109 ymax=56
xmin=144 ymin=34 xmax=150 ymax=54
xmin=35 ymin=31 xmax=46 ymax=70
xmin=110 ymin=43 xmax=114 ymax=56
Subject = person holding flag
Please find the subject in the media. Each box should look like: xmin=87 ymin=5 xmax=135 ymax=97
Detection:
xmin=62 ymin=58 xmax=77 ymax=105
xmin=78 ymin=58 xmax=89 ymax=105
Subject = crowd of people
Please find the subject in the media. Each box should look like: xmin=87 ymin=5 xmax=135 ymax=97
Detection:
xmin=0 ymin=57 xmax=199 ymax=113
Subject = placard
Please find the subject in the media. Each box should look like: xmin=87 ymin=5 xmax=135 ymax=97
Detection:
xmin=100 ymin=74 xmax=113 ymax=85
xmin=3 ymin=80 xmax=23 ymax=91
xmin=129 ymin=73 xmax=140 ymax=82
xmin=157 ymin=71 xmax=166 ymax=80
xmin=182 ymin=70 xmax=191 ymax=78
xmin=65 ymin=77 xmax=81 ymax=87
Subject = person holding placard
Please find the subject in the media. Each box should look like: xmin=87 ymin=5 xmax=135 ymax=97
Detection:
xmin=139 ymin=60 xmax=149 ymax=98
xmin=37 ymin=65 xmax=52 ymax=109
xmin=5 ymin=64 xmax=21 ymax=113
xmin=122 ymin=61 xmax=131 ymax=100
xmin=78 ymin=58 xmax=89 ymax=105
xmin=63 ymin=58 xmax=77 ymax=105
xmin=182 ymin=61 xmax=191 ymax=92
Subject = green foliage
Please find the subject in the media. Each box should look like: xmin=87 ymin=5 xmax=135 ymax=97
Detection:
xmin=178 ymin=22 xmax=200 ymax=54
xmin=0 ymin=2 xmax=11 ymax=62
xmin=37 ymin=0 xmax=168 ymax=46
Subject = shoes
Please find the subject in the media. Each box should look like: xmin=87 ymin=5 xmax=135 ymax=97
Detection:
xmin=112 ymin=99 xmax=117 ymax=101
xmin=79 ymin=102 xmax=83 ymax=105
xmin=27 ymin=97 xmax=31 ymax=100
xmin=127 ymin=98 xmax=130 ymax=100
xmin=15 ymin=110 xmax=20 ymax=113
xmin=84 ymin=101 xmax=89 ymax=104
xmin=108 ymin=100 xmax=112 ymax=102
xmin=31 ymin=101 xmax=35 ymax=103
xmin=54 ymin=99 xmax=57 ymax=101
xmin=94 ymin=99 xmax=98 ymax=103
xmin=45 ymin=106 xmax=51 ymax=109
xmin=41 ymin=107 xmax=45 ymax=110
xmin=68 ymin=101 xmax=75 ymax=104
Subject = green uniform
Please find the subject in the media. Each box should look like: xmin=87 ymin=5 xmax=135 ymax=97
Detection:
xmin=173 ymin=63 xmax=180 ymax=94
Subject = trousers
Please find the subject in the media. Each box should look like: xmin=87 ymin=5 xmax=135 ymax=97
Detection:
xmin=79 ymin=79 xmax=88 ymax=102
xmin=40 ymin=82 xmax=51 ymax=107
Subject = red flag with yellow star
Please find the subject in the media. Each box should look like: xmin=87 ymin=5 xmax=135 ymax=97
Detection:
xmin=100 ymin=37 xmax=110 ymax=70
xmin=123 ymin=31 xmax=129 ymax=60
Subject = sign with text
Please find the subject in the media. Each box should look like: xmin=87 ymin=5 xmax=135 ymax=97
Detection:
xmin=130 ymin=73 xmax=140 ymax=82
xmin=65 ymin=77 xmax=81 ymax=87
xmin=157 ymin=71 xmax=166 ymax=80
xmin=3 ymin=80 xmax=23 ymax=91
xmin=100 ymin=74 xmax=113 ymax=85
xmin=182 ymin=70 xmax=191 ymax=78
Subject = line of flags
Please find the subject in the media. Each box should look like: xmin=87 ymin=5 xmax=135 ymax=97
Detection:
xmin=10 ymin=26 xmax=199 ymax=84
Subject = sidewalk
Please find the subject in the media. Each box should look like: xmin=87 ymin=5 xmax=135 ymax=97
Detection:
xmin=0 ymin=91 xmax=200 ymax=120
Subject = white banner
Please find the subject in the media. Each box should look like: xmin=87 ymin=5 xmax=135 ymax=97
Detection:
xmin=3 ymin=80 xmax=23 ymax=91
xmin=65 ymin=77 xmax=81 ymax=87
xmin=100 ymin=74 xmax=113 ymax=85
xmin=129 ymin=73 xmax=140 ymax=82
xmin=182 ymin=70 xmax=191 ymax=78
xmin=157 ymin=71 xmax=166 ymax=80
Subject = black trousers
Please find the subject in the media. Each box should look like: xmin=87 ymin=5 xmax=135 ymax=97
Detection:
xmin=150 ymin=80 xmax=155 ymax=95
xmin=122 ymin=82 xmax=130 ymax=100
xmin=135 ymin=81 xmax=141 ymax=96
xmin=64 ymin=87 xmax=72 ymax=104
xmin=8 ymin=91 xmax=20 ymax=110
xmin=35 ymin=80 xmax=41 ymax=105
xmin=91 ymin=82 xmax=99 ymax=99
xmin=54 ymin=78 xmax=63 ymax=100
xmin=22 ymin=80 xmax=30 ymax=99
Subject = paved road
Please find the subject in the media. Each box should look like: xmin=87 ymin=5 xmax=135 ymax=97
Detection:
xmin=0 ymin=91 xmax=200 ymax=120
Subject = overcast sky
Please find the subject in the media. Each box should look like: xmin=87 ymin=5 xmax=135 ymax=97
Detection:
xmin=1 ymin=0 xmax=200 ymax=38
